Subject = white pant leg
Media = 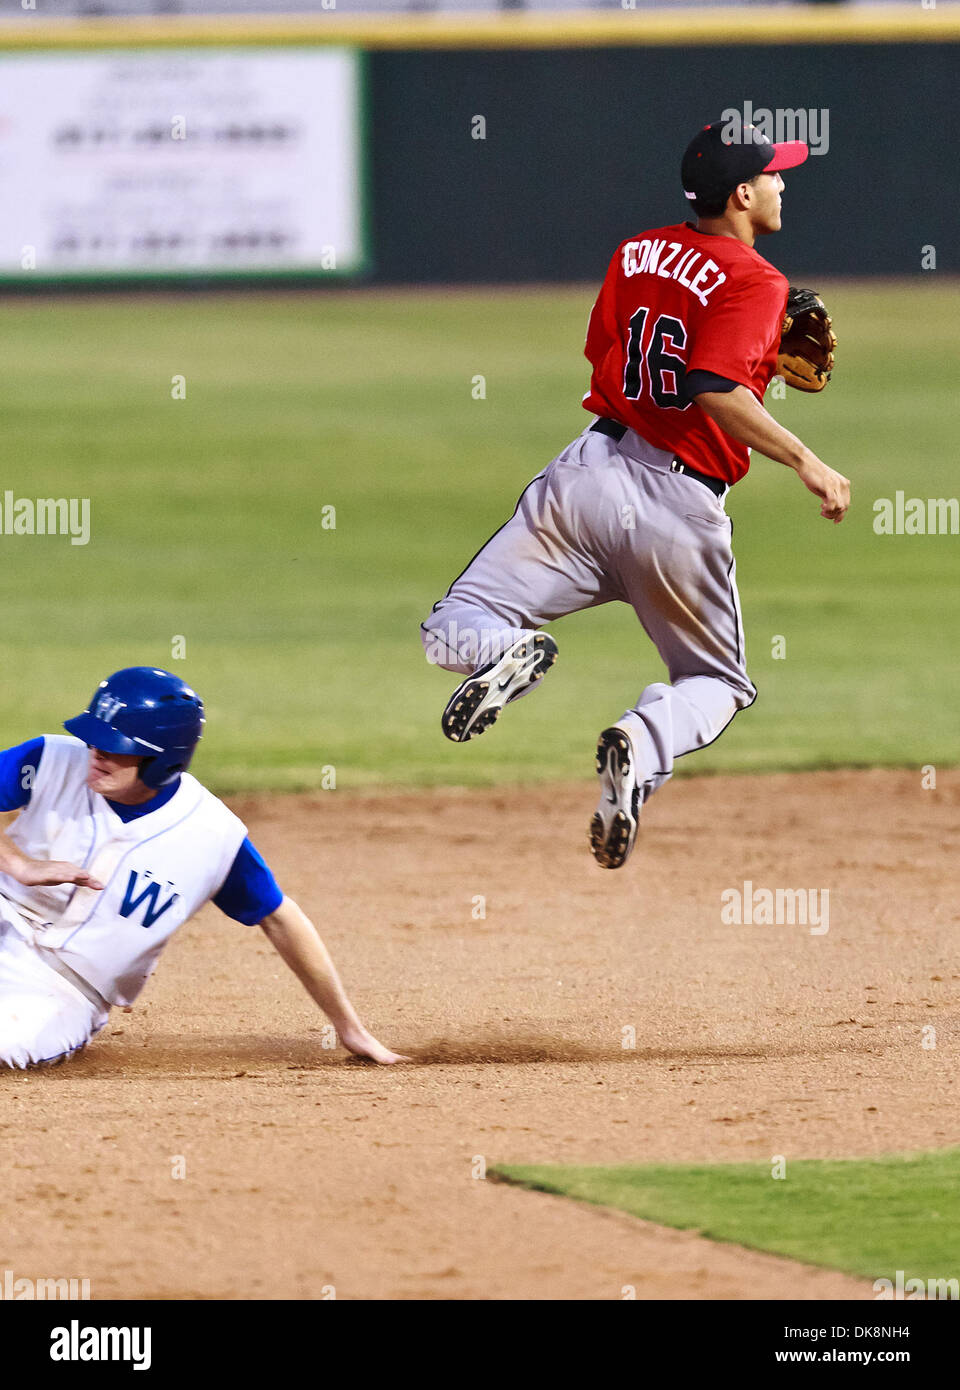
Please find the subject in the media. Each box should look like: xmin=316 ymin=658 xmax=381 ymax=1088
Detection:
xmin=421 ymin=423 xmax=755 ymax=799
xmin=599 ymin=443 xmax=756 ymax=801
xmin=0 ymin=922 xmax=109 ymax=1069
xmin=421 ymin=429 xmax=622 ymax=675
xmin=621 ymin=676 xmax=749 ymax=803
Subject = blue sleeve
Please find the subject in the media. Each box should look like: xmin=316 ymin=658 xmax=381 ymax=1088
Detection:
xmin=212 ymin=836 xmax=284 ymax=926
xmin=0 ymin=737 xmax=44 ymax=812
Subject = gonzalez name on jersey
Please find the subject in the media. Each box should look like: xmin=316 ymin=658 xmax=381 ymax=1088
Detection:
xmin=583 ymin=222 xmax=789 ymax=484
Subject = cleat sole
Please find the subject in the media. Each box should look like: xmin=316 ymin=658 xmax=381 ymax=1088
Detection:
xmin=441 ymin=634 xmax=558 ymax=744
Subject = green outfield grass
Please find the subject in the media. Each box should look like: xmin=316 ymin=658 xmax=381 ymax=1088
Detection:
xmin=496 ymin=1151 xmax=960 ymax=1288
xmin=0 ymin=282 xmax=956 ymax=792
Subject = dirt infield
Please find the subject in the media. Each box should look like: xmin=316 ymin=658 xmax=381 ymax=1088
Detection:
xmin=3 ymin=768 xmax=958 ymax=1300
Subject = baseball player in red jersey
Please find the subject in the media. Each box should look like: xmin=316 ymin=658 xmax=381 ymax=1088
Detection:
xmin=421 ymin=119 xmax=850 ymax=869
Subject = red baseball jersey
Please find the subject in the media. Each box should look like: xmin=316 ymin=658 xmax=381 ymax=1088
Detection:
xmin=582 ymin=222 xmax=789 ymax=485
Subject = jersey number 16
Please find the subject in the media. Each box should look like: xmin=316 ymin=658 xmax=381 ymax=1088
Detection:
xmin=623 ymin=306 xmax=691 ymax=412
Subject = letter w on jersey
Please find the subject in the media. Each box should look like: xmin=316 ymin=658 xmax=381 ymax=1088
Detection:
xmin=119 ymin=870 xmax=180 ymax=928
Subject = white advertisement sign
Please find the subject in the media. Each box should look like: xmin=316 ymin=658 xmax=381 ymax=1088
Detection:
xmin=0 ymin=48 xmax=365 ymax=278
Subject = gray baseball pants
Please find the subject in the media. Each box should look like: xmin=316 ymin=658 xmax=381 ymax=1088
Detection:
xmin=421 ymin=421 xmax=756 ymax=802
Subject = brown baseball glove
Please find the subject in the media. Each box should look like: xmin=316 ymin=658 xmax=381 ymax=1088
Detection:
xmin=777 ymin=287 xmax=837 ymax=393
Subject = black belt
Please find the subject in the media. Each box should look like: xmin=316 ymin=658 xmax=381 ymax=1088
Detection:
xmin=589 ymin=418 xmax=726 ymax=497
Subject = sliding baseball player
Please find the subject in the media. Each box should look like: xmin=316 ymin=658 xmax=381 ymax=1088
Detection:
xmin=0 ymin=666 xmax=407 ymax=1068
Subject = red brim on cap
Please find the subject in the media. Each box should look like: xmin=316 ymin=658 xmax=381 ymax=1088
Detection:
xmin=765 ymin=141 xmax=809 ymax=172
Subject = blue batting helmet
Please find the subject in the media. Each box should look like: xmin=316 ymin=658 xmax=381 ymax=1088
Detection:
xmin=64 ymin=667 xmax=205 ymax=790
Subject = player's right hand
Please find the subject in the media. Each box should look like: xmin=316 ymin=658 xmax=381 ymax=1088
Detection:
xmin=339 ymin=1025 xmax=411 ymax=1065
xmin=795 ymin=453 xmax=851 ymax=524
xmin=14 ymin=857 xmax=104 ymax=891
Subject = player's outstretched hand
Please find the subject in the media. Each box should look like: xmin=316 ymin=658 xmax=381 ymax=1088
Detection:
xmin=15 ymin=858 xmax=104 ymax=891
xmin=339 ymin=1026 xmax=411 ymax=1065
xmin=795 ymin=452 xmax=851 ymax=524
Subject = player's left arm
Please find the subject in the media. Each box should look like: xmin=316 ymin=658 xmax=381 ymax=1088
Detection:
xmin=258 ymin=896 xmax=410 ymax=1065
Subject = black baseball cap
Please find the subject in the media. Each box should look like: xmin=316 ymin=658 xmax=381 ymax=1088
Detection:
xmin=681 ymin=119 xmax=808 ymax=208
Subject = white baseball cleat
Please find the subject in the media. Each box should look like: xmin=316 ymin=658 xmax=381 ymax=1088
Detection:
xmin=441 ymin=633 xmax=558 ymax=743
xmin=590 ymin=725 xmax=642 ymax=869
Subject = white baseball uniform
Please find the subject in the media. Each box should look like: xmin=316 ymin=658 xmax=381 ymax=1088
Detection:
xmin=0 ymin=734 xmax=246 ymax=1067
